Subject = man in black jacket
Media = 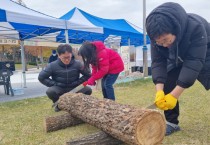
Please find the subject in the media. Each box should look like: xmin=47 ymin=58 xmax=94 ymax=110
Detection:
xmin=48 ymin=49 xmax=58 ymax=63
xmin=146 ymin=2 xmax=210 ymax=136
xmin=38 ymin=44 xmax=92 ymax=112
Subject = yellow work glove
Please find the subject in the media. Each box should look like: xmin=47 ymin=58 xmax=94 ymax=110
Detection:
xmin=155 ymin=90 xmax=168 ymax=110
xmin=155 ymin=90 xmax=165 ymax=102
xmin=164 ymin=94 xmax=178 ymax=109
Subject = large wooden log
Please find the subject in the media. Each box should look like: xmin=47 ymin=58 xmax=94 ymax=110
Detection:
xmin=67 ymin=131 xmax=123 ymax=145
xmin=45 ymin=113 xmax=124 ymax=144
xmin=58 ymin=93 xmax=166 ymax=145
xmin=44 ymin=113 xmax=84 ymax=132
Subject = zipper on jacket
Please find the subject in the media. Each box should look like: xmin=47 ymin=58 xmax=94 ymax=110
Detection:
xmin=66 ymin=65 xmax=68 ymax=85
xmin=176 ymin=43 xmax=183 ymax=66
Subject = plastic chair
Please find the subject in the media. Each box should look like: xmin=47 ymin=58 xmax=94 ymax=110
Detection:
xmin=0 ymin=69 xmax=14 ymax=96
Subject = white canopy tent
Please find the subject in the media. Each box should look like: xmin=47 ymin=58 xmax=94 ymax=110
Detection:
xmin=0 ymin=0 xmax=103 ymax=87
xmin=0 ymin=0 xmax=103 ymax=38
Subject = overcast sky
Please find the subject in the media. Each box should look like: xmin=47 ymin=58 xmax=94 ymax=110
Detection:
xmin=23 ymin=0 xmax=210 ymax=28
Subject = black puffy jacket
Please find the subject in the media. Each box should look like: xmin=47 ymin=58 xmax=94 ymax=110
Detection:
xmin=38 ymin=58 xmax=90 ymax=89
xmin=146 ymin=2 xmax=210 ymax=90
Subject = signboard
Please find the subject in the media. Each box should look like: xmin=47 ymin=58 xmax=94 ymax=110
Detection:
xmin=0 ymin=39 xmax=18 ymax=45
xmin=24 ymin=41 xmax=37 ymax=46
xmin=120 ymin=46 xmax=130 ymax=76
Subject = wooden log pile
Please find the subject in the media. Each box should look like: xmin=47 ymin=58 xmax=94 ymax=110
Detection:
xmin=54 ymin=92 xmax=166 ymax=145
xmin=67 ymin=131 xmax=123 ymax=145
xmin=44 ymin=113 xmax=84 ymax=132
xmin=44 ymin=113 xmax=122 ymax=145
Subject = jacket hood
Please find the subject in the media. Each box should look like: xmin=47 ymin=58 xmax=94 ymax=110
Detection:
xmin=92 ymin=41 xmax=106 ymax=52
xmin=147 ymin=2 xmax=188 ymax=42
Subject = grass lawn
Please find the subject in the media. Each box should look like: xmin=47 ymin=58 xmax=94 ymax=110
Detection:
xmin=15 ymin=64 xmax=37 ymax=70
xmin=0 ymin=79 xmax=209 ymax=145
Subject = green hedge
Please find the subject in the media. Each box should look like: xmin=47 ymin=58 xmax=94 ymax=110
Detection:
xmin=28 ymin=62 xmax=37 ymax=66
xmin=15 ymin=62 xmax=37 ymax=66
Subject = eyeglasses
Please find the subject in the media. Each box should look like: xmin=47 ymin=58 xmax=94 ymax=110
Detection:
xmin=155 ymin=34 xmax=175 ymax=47
xmin=60 ymin=56 xmax=71 ymax=61
xmin=155 ymin=38 xmax=173 ymax=46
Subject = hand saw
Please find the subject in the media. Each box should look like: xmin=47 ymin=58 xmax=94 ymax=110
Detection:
xmin=69 ymin=83 xmax=86 ymax=93
xmin=52 ymin=82 xmax=87 ymax=108
xmin=146 ymin=103 xmax=157 ymax=109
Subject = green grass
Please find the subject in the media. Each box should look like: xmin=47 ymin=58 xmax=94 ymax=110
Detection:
xmin=0 ymin=79 xmax=209 ymax=145
xmin=15 ymin=64 xmax=37 ymax=70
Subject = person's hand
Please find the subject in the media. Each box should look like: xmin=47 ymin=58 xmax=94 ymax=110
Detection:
xmin=83 ymin=81 xmax=88 ymax=86
xmin=156 ymin=100 xmax=168 ymax=110
xmin=155 ymin=90 xmax=168 ymax=110
xmin=164 ymin=94 xmax=178 ymax=109
xmin=87 ymin=78 xmax=96 ymax=86
xmin=155 ymin=90 xmax=165 ymax=102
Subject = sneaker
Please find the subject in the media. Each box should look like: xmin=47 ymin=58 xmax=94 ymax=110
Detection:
xmin=54 ymin=105 xmax=61 ymax=112
xmin=165 ymin=122 xmax=181 ymax=136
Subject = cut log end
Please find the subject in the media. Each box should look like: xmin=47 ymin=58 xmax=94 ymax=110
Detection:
xmin=136 ymin=111 xmax=166 ymax=145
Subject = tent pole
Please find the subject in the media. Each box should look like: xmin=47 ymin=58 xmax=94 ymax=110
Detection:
xmin=65 ymin=20 xmax=69 ymax=44
xmin=128 ymin=38 xmax=131 ymax=73
xmin=65 ymin=29 xmax=69 ymax=44
xmin=20 ymin=40 xmax=27 ymax=88
xmin=143 ymin=0 xmax=148 ymax=77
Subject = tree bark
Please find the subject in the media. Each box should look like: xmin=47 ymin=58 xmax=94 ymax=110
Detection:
xmin=58 ymin=93 xmax=166 ymax=145
xmin=67 ymin=131 xmax=123 ymax=145
xmin=45 ymin=113 xmax=124 ymax=144
xmin=44 ymin=113 xmax=84 ymax=132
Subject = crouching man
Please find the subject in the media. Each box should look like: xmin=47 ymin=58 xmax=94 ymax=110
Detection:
xmin=38 ymin=44 xmax=92 ymax=112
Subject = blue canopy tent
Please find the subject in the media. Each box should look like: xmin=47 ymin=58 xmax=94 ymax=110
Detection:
xmin=57 ymin=7 xmax=150 ymax=46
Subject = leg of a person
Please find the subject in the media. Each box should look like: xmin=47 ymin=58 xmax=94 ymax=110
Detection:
xmin=101 ymin=75 xmax=108 ymax=98
xmin=103 ymin=73 xmax=119 ymax=101
xmin=46 ymin=86 xmax=66 ymax=103
xmin=164 ymin=67 xmax=182 ymax=125
xmin=77 ymin=86 xmax=92 ymax=95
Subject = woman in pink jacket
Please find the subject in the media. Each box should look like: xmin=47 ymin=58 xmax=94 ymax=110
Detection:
xmin=79 ymin=41 xmax=124 ymax=100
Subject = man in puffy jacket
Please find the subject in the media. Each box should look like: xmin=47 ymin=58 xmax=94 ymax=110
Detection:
xmin=38 ymin=44 xmax=92 ymax=112
xmin=146 ymin=2 xmax=210 ymax=135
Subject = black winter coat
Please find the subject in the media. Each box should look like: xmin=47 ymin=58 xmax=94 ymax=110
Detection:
xmin=48 ymin=54 xmax=58 ymax=63
xmin=146 ymin=2 xmax=210 ymax=90
xmin=38 ymin=58 xmax=90 ymax=89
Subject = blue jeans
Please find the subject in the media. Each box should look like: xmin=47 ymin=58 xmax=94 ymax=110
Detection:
xmin=101 ymin=73 xmax=119 ymax=100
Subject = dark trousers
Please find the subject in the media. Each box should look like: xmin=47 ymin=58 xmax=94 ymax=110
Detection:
xmin=101 ymin=73 xmax=119 ymax=101
xmin=46 ymin=86 xmax=92 ymax=103
xmin=164 ymin=67 xmax=182 ymax=125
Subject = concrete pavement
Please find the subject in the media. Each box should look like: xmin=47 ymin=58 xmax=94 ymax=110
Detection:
xmin=0 ymin=68 xmax=144 ymax=103
xmin=0 ymin=68 xmax=48 ymax=103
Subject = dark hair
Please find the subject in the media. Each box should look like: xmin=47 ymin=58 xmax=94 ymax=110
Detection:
xmin=57 ymin=44 xmax=72 ymax=55
xmin=78 ymin=42 xmax=98 ymax=69
xmin=146 ymin=13 xmax=177 ymax=40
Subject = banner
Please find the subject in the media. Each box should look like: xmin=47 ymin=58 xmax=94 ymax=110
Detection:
xmin=0 ymin=39 xmax=18 ymax=45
